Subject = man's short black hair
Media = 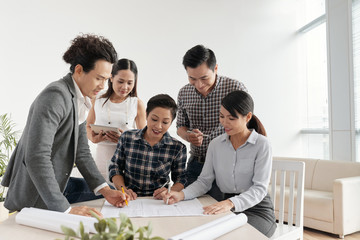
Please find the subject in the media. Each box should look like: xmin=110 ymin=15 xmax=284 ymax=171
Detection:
xmin=182 ymin=45 xmax=217 ymax=71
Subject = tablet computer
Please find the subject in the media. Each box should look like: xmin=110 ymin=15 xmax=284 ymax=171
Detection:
xmin=90 ymin=124 xmax=121 ymax=134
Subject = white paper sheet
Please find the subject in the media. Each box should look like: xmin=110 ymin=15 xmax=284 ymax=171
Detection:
xmin=169 ymin=213 xmax=248 ymax=240
xmin=15 ymin=207 xmax=97 ymax=234
xmin=101 ymin=198 xmax=204 ymax=218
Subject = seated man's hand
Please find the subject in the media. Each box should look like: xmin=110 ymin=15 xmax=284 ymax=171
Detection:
xmin=99 ymin=186 xmax=129 ymax=207
xmin=124 ymin=187 xmax=137 ymax=200
xmin=153 ymin=187 xmax=167 ymax=200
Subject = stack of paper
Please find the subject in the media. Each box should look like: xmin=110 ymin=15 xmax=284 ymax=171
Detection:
xmin=101 ymin=198 xmax=204 ymax=218
xmin=15 ymin=207 xmax=97 ymax=234
xmin=169 ymin=213 xmax=248 ymax=240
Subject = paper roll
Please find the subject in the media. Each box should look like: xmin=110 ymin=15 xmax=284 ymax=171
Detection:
xmin=169 ymin=213 xmax=248 ymax=240
xmin=15 ymin=207 xmax=97 ymax=234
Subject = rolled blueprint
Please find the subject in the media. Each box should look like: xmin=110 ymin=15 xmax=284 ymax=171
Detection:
xmin=15 ymin=207 xmax=97 ymax=234
xmin=169 ymin=213 xmax=248 ymax=240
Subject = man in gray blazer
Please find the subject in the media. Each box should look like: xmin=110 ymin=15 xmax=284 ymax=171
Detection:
xmin=1 ymin=34 xmax=129 ymax=216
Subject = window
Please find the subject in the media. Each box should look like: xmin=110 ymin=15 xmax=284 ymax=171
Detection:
xmin=298 ymin=0 xmax=329 ymax=159
xmin=353 ymin=0 xmax=360 ymax=162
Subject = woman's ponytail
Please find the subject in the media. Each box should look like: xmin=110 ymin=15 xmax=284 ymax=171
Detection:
xmin=247 ymin=114 xmax=267 ymax=136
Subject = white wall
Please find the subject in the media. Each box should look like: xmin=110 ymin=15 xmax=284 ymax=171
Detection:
xmin=0 ymin=0 xmax=303 ymax=157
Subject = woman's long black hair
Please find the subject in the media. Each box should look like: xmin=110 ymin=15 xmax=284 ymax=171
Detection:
xmin=221 ymin=90 xmax=267 ymax=136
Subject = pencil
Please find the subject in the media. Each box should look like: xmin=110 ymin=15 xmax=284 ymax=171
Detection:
xmin=121 ymin=186 xmax=128 ymax=206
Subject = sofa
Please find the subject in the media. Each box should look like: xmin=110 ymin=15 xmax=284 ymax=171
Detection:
xmin=271 ymin=157 xmax=360 ymax=238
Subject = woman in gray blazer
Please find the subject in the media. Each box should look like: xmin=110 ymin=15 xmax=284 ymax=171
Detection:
xmin=1 ymin=34 xmax=129 ymax=216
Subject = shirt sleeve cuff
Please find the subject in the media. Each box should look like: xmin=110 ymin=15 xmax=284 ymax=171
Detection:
xmin=182 ymin=188 xmax=195 ymax=200
xmin=229 ymin=197 xmax=241 ymax=212
xmin=94 ymin=182 xmax=108 ymax=195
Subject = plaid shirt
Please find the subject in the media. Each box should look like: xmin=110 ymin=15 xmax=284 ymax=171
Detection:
xmin=176 ymin=75 xmax=247 ymax=158
xmin=109 ymin=127 xmax=187 ymax=196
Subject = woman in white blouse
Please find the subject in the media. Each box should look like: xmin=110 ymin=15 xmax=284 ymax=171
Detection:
xmin=165 ymin=90 xmax=276 ymax=237
xmin=86 ymin=58 xmax=146 ymax=183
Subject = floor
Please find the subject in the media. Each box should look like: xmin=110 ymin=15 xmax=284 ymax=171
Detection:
xmin=304 ymin=228 xmax=360 ymax=240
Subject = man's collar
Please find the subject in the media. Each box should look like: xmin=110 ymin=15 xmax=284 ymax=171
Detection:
xmin=72 ymin=76 xmax=92 ymax=109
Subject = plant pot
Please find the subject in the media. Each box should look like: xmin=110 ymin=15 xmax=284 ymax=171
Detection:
xmin=0 ymin=201 xmax=9 ymax=222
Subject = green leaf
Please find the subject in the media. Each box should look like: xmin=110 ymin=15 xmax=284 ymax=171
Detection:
xmin=126 ymin=218 xmax=134 ymax=231
xmin=90 ymin=210 xmax=101 ymax=221
xmin=94 ymin=222 xmax=99 ymax=232
xmin=0 ymin=113 xmax=19 ymax=182
xmin=90 ymin=210 xmax=102 ymax=220
xmin=83 ymin=233 xmax=90 ymax=240
xmin=98 ymin=219 xmax=107 ymax=233
xmin=61 ymin=225 xmax=78 ymax=237
xmin=137 ymin=227 xmax=144 ymax=239
xmin=56 ymin=212 xmax=164 ymax=240
xmin=146 ymin=222 xmax=153 ymax=237
xmin=90 ymin=234 xmax=101 ymax=240
xmin=79 ymin=221 xmax=85 ymax=237
xmin=150 ymin=237 xmax=165 ymax=240
xmin=119 ymin=214 xmax=129 ymax=232
xmin=115 ymin=235 xmax=125 ymax=240
xmin=108 ymin=218 xmax=118 ymax=233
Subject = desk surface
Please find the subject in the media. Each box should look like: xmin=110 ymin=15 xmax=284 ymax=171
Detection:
xmin=0 ymin=195 xmax=268 ymax=240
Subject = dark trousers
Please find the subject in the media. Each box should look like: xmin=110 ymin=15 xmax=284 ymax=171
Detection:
xmin=186 ymin=156 xmax=224 ymax=201
xmin=224 ymin=193 xmax=277 ymax=238
xmin=64 ymin=177 xmax=104 ymax=204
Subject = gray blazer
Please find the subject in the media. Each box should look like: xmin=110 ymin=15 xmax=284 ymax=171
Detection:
xmin=1 ymin=73 xmax=105 ymax=212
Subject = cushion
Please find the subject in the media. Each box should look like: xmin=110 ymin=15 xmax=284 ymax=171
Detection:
xmin=312 ymin=161 xmax=360 ymax=192
xmin=304 ymin=189 xmax=333 ymax=223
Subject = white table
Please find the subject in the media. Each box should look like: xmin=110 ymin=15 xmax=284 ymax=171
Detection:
xmin=0 ymin=195 xmax=268 ymax=240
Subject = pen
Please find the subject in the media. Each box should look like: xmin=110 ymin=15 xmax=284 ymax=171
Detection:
xmin=160 ymin=181 xmax=169 ymax=189
xmin=186 ymin=130 xmax=209 ymax=137
xmin=121 ymin=186 xmax=128 ymax=206
xmin=166 ymin=182 xmax=173 ymax=205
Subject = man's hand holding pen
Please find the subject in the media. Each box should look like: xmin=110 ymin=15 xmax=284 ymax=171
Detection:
xmin=99 ymin=186 xmax=130 ymax=208
xmin=165 ymin=182 xmax=173 ymax=204
xmin=153 ymin=181 xmax=169 ymax=200
xmin=186 ymin=129 xmax=208 ymax=146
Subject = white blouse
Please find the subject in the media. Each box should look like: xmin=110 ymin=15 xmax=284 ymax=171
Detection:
xmin=182 ymin=130 xmax=272 ymax=212
xmin=94 ymin=95 xmax=138 ymax=144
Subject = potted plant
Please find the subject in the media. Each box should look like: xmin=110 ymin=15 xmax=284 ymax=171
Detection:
xmin=0 ymin=113 xmax=19 ymax=221
xmin=60 ymin=212 xmax=164 ymax=240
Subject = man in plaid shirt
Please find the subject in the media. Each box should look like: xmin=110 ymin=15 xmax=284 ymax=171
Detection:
xmin=176 ymin=45 xmax=247 ymax=200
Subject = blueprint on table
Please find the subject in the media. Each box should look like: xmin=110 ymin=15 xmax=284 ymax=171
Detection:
xmin=101 ymin=198 xmax=204 ymax=218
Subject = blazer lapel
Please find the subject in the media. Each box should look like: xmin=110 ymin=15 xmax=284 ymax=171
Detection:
xmin=63 ymin=74 xmax=79 ymax=161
